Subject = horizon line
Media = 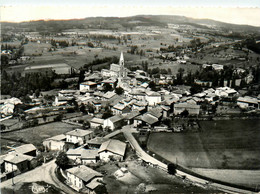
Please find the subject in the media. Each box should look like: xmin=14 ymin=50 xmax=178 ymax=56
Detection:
xmin=1 ymin=14 xmax=260 ymax=27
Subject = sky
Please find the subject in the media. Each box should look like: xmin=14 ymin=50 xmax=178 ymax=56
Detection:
xmin=1 ymin=0 xmax=260 ymax=26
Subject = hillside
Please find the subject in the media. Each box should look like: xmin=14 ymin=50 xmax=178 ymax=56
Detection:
xmin=2 ymin=15 xmax=260 ymax=34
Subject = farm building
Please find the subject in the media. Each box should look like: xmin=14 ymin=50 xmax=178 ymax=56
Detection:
xmin=98 ymin=139 xmax=127 ymax=162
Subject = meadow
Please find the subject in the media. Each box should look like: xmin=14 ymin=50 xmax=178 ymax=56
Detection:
xmin=147 ymin=119 xmax=260 ymax=170
xmin=1 ymin=122 xmax=77 ymax=151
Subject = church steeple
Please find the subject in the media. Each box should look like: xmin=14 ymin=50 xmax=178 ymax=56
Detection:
xmin=119 ymin=52 xmax=125 ymax=78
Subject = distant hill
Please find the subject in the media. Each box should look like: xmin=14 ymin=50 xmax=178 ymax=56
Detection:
xmin=2 ymin=15 xmax=260 ymax=34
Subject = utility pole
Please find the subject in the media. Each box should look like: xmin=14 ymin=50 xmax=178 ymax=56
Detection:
xmin=11 ymin=164 xmax=15 ymax=186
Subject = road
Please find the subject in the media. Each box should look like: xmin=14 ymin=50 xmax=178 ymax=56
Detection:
xmin=121 ymin=125 xmax=256 ymax=194
xmin=0 ymin=160 xmax=77 ymax=194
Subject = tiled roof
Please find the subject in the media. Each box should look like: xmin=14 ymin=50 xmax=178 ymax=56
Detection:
xmin=66 ymin=129 xmax=93 ymax=137
xmin=98 ymin=139 xmax=126 ymax=156
xmin=67 ymin=165 xmax=103 ymax=183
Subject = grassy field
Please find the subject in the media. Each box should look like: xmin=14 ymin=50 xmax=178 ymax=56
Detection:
xmin=1 ymin=122 xmax=77 ymax=151
xmin=147 ymin=119 xmax=260 ymax=170
xmin=192 ymin=168 xmax=260 ymax=188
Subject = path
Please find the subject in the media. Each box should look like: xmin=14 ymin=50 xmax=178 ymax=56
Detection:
xmin=0 ymin=160 xmax=77 ymax=194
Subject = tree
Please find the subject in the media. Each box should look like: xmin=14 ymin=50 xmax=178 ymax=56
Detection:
xmin=115 ymin=87 xmax=124 ymax=95
xmin=55 ymin=152 xmax=70 ymax=169
xmin=176 ymin=68 xmax=185 ymax=85
xmin=167 ymin=163 xmax=176 ymax=175
xmin=148 ymin=81 xmax=156 ymax=91
xmin=190 ymin=84 xmax=202 ymax=95
xmin=80 ymin=104 xmax=87 ymax=113
xmin=180 ymin=109 xmax=189 ymax=117
xmin=103 ymin=83 xmax=113 ymax=92
xmin=102 ymin=109 xmax=113 ymax=119
xmin=94 ymin=184 xmax=108 ymax=194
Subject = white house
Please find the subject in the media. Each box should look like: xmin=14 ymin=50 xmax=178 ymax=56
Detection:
xmin=111 ymin=103 xmax=131 ymax=115
xmin=103 ymin=115 xmax=124 ymax=131
xmin=98 ymin=139 xmax=127 ymax=162
xmin=66 ymin=165 xmax=103 ymax=193
xmin=237 ymin=96 xmax=259 ymax=109
xmin=145 ymin=91 xmax=161 ymax=106
xmin=43 ymin=134 xmax=66 ymax=151
xmin=79 ymin=81 xmax=97 ymax=91
xmin=4 ymin=153 xmax=33 ymax=175
xmin=66 ymin=129 xmax=94 ymax=145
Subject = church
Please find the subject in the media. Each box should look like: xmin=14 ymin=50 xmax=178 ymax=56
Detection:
xmin=101 ymin=52 xmax=128 ymax=79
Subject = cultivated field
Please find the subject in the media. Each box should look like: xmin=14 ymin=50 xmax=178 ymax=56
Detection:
xmin=147 ymin=119 xmax=260 ymax=170
xmin=1 ymin=122 xmax=78 ymax=151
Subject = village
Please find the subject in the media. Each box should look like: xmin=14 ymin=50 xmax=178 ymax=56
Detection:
xmin=1 ymin=48 xmax=260 ymax=193
xmin=1 ymin=14 xmax=260 ymax=194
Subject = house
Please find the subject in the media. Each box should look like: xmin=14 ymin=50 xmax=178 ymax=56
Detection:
xmin=80 ymin=81 xmax=97 ymax=91
xmin=86 ymin=137 xmax=108 ymax=149
xmin=124 ymin=110 xmax=140 ymax=125
xmin=111 ymin=103 xmax=131 ymax=115
xmin=174 ymin=103 xmax=200 ymax=115
xmin=58 ymin=90 xmax=77 ymax=97
xmin=66 ymin=129 xmax=94 ymax=145
xmin=132 ymin=101 xmax=147 ymax=113
xmin=10 ymin=144 xmax=37 ymax=157
xmin=102 ymin=91 xmax=117 ymax=101
xmin=91 ymin=100 xmax=102 ymax=112
xmin=43 ymin=134 xmax=67 ymax=151
xmin=101 ymin=78 xmax=117 ymax=88
xmin=81 ymin=149 xmax=99 ymax=165
xmin=212 ymin=64 xmax=224 ymax=71
xmin=140 ymin=113 xmax=159 ymax=128
xmin=98 ymin=139 xmax=127 ymax=162
xmin=90 ymin=118 xmax=104 ymax=128
xmin=4 ymin=153 xmax=34 ymax=175
xmin=215 ymin=87 xmax=238 ymax=97
xmin=145 ymin=91 xmax=161 ymax=106
xmin=160 ymin=105 xmax=171 ymax=117
xmin=66 ymin=165 xmax=104 ymax=193
xmin=66 ymin=148 xmax=83 ymax=160
xmin=103 ymin=115 xmax=124 ymax=131
xmin=237 ymin=96 xmax=259 ymax=109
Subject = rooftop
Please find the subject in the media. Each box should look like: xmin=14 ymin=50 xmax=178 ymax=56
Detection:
xmin=66 ymin=129 xmax=93 ymax=137
xmin=4 ymin=153 xmax=34 ymax=164
xmin=107 ymin=115 xmax=124 ymax=123
xmin=90 ymin=118 xmax=104 ymax=124
xmin=67 ymin=165 xmax=103 ymax=183
xmin=141 ymin=114 xmax=158 ymax=125
xmin=12 ymin=144 xmax=37 ymax=154
xmin=98 ymin=139 xmax=126 ymax=156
